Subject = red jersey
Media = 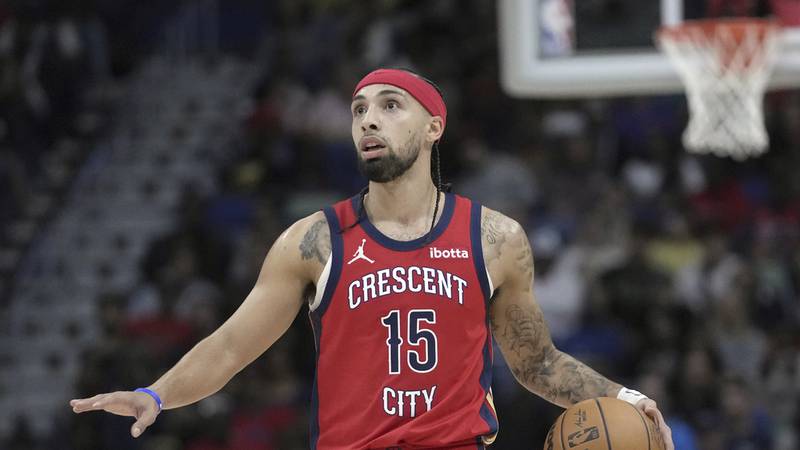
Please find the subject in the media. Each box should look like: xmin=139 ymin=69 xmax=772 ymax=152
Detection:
xmin=309 ymin=192 xmax=498 ymax=449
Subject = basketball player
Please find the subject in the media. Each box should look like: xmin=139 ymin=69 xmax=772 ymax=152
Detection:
xmin=70 ymin=69 xmax=674 ymax=449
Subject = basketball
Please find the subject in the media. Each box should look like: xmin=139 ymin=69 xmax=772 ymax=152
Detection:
xmin=543 ymin=397 xmax=665 ymax=450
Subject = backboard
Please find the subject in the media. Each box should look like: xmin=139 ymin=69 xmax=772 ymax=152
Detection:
xmin=499 ymin=0 xmax=800 ymax=97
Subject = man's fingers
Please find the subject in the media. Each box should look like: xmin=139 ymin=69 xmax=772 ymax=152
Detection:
xmin=70 ymin=392 xmax=138 ymax=417
xmin=659 ymin=424 xmax=674 ymax=450
xmin=638 ymin=401 xmax=674 ymax=450
xmin=645 ymin=405 xmax=662 ymax=422
xmin=659 ymin=422 xmax=674 ymax=450
xmin=70 ymin=393 xmax=104 ymax=407
xmin=130 ymin=408 xmax=159 ymax=438
xmin=641 ymin=403 xmax=662 ymax=425
xmin=644 ymin=407 xmax=667 ymax=428
xmin=70 ymin=393 xmax=112 ymax=412
xmin=645 ymin=406 xmax=674 ymax=450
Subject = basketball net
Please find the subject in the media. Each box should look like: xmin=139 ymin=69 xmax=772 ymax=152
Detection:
xmin=657 ymin=19 xmax=783 ymax=160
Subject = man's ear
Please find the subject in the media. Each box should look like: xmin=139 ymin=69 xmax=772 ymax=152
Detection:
xmin=427 ymin=117 xmax=444 ymax=143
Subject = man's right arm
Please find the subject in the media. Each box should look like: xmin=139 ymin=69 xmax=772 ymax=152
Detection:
xmin=70 ymin=212 xmax=330 ymax=437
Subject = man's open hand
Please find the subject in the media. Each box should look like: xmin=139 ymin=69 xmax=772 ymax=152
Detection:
xmin=70 ymin=391 xmax=160 ymax=438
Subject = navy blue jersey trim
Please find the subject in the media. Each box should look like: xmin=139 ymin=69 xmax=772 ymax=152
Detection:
xmin=478 ymin=323 xmax=496 ymax=434
xmin=469 ymin=201 xmax=491 ymax=301
xmin=471 ymin=201 xmax=493 ymax=390
xmin=477 ymin=310 xmax=497 ymax=437
xmin=315 ymin=207 xmax=344 ymax=318
xmin=471 ymin=201 xmax=497 ymax=438
xmin=479 ymin=333 xmax=493 ymax=391
xmin=479 ymin=400 xmax=499 ymax=442
xmin=353 ymin=192 xmax=456 ymax=251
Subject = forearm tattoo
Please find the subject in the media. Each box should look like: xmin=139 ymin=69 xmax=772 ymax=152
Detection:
xmin=484 ymin=208 xmax=619 ymax=407
xmin=492 ymin=304 xmax=619 ymax=406
xmin=299 ymin=219 xmax=330 ymax=264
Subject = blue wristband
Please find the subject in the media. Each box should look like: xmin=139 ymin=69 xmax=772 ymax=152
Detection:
xmin=135 ymin=388 xmax=163 ymax=411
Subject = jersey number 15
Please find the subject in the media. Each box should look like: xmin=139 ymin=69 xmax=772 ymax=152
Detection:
xmin=381 ymin=309 xmax=438 ymax=374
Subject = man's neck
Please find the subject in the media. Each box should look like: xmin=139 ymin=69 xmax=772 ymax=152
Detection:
xmin=364 ymin=180 xmax=441 ymax=227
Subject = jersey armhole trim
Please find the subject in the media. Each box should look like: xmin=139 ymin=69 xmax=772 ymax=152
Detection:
xmin=469 ymin=201 xmax=492 ymax=303
xmin=312 ymin=207 xmax=343 ymax=317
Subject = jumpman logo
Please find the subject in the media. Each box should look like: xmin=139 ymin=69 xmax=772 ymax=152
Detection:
xmin=348 ymin=239 xmax=375 ymax=265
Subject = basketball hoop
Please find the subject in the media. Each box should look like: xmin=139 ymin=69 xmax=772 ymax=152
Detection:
xmin=657 ymin=19 xmax=783 ymax=160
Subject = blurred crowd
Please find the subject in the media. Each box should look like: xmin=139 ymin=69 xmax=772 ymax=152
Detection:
xmin=0 ymin=0 xmax=174 ymax=303
xmin=0 ymin=0 xmax=94 ymax=298
xmin=3 ymin=1 xmax=800 ymax=450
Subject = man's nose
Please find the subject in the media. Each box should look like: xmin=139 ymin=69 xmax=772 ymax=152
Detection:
xmin=361 ymin=107 xmax=380 ymax=131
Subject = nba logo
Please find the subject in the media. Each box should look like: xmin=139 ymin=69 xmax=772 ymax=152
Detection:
xmin=539 ymin=0 xmax=574 ymax=57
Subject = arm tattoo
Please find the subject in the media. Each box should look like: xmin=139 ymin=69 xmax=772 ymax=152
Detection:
xmin=299 ymin=219 xmax=330 ymax=264
xmin=481 ymin=209 xmax=511 ymax=270
xmin=492 ymin=304 xmax=620 ymax=406
xmin=482 ymin=209 xmax=505 ymax=245
xmin=481 ymin=209 xmax=533 ymax=292
xmin=485 ymin=208 xmax=620 ymax=407
xmin=512 ymin=226 xmax=533 ymax=294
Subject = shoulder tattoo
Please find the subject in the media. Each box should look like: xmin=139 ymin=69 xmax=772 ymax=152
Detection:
xmin=481 ymin=209 xmax=506 ymax=245
xmin=299 ymin=218 xmax=330 ymax=264
xmin=481 ymin=209 xmax=534 ymax=291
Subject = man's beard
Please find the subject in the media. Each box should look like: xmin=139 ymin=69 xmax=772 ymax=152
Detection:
xmin=357 ymin=135 xmax=421 ymax=183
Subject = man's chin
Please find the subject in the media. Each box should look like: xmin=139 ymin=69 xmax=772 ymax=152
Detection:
xmin=364 ymin=173 xmax=395 ymax=183
xmin=356 ymin=147 xmax=417 ymax=183
xmin=358 ymin=159 xmax=389 ymax=181
xmin=362 ymin=169 xmax=397 ymax=183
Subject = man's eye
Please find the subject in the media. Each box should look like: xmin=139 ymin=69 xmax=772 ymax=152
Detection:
xmin=386 ymin=101 xmax=398 ymax=110
xmin=354 ymin=106 xmax=366 ymax=115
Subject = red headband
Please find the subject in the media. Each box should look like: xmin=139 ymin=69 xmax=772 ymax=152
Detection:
xmin=353 ymin=69 xmax=447 ymax=131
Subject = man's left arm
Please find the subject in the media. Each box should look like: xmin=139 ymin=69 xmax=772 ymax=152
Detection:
xmin=481 ymin=208 xmax=673 ymax=449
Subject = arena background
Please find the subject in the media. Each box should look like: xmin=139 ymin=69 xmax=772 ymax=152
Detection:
xmin=1 ymin=1 xmax=799 ymax=449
